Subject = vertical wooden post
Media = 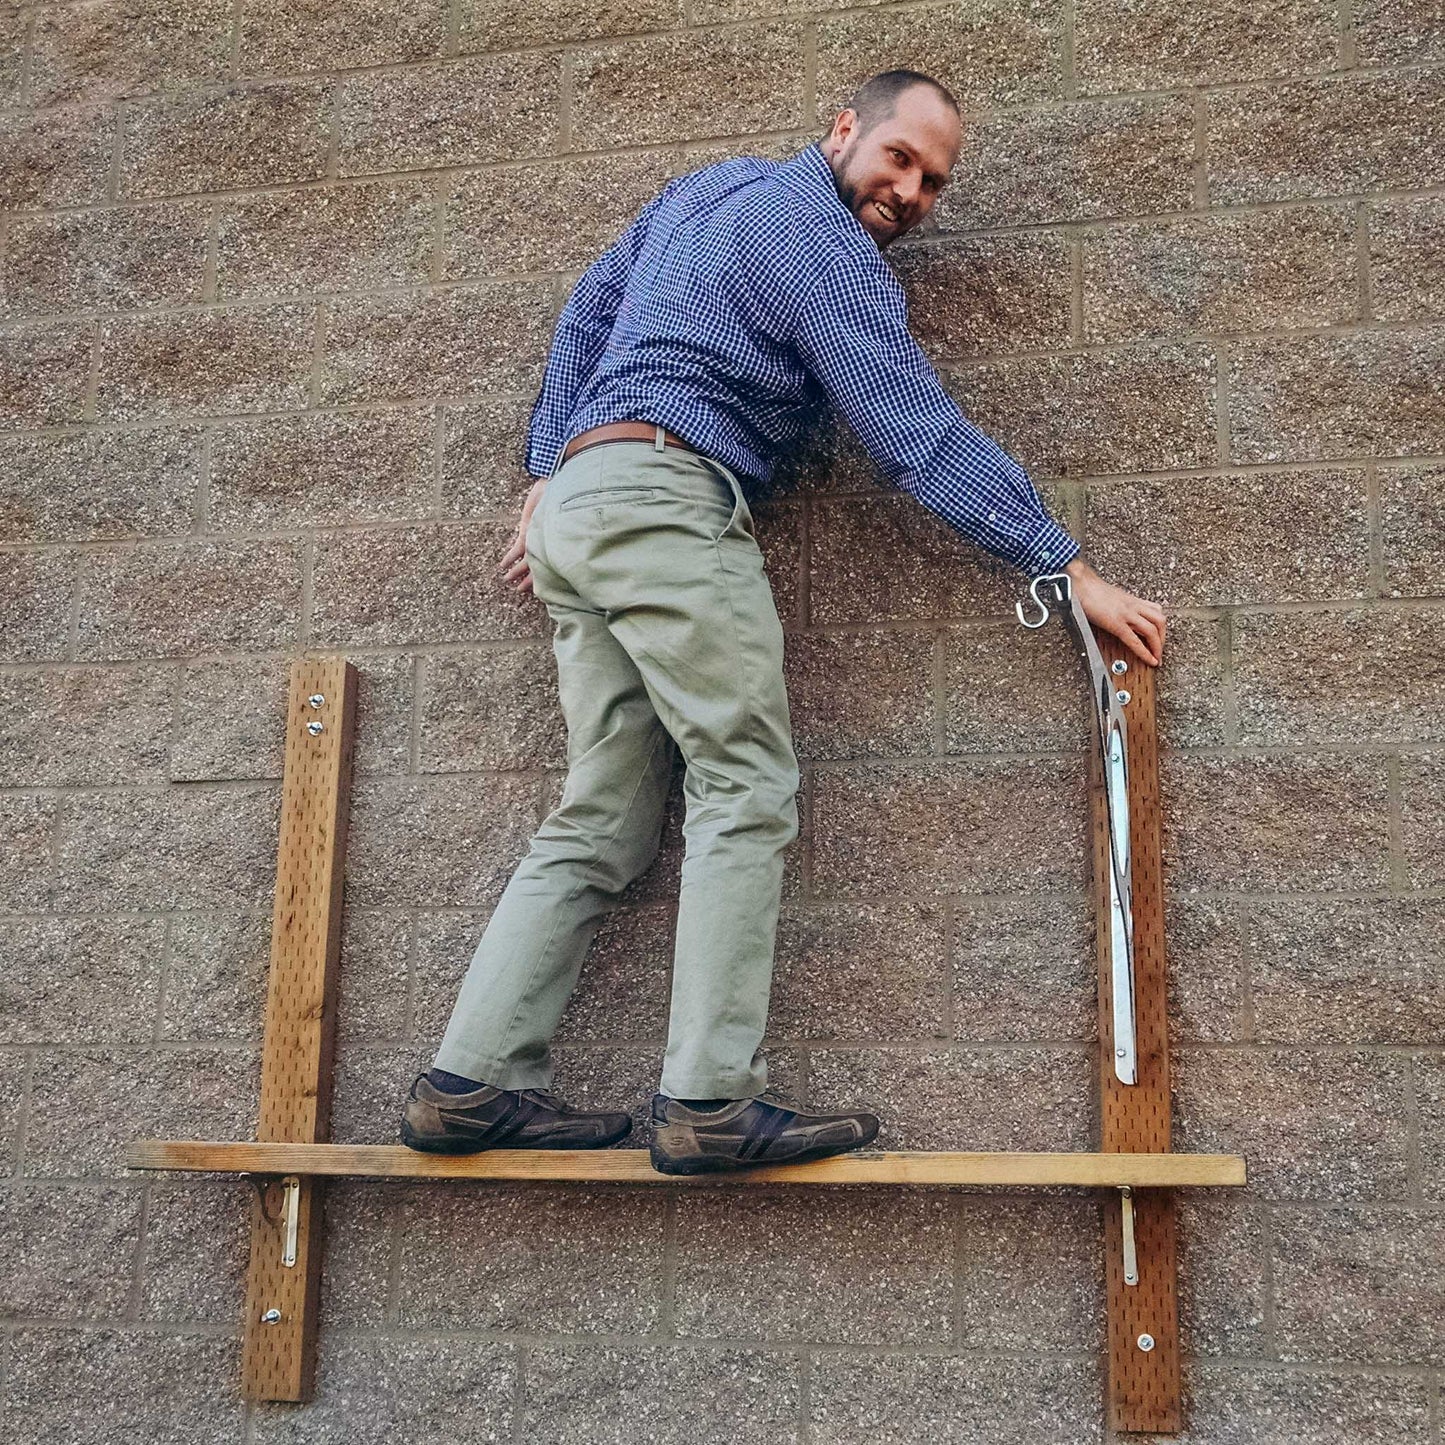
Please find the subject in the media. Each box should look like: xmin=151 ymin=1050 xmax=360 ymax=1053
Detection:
xmin=240 ymin=658 xmax=357 ymax=1401
xmin=1092 ymin=639 xmax=1181 ymax=1433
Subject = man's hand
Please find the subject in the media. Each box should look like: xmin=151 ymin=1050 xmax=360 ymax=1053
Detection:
xmin=1064 ymin=556 xmax=1166 ymax=667
xmin=500 ymin=477 xmax=548 ymax=595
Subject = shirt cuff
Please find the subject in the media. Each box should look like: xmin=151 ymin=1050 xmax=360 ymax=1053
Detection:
xmin=525 ymin=434 xmax=563 ymax=478
xmin=1014 ymin=516 xmax=1080 ymax=578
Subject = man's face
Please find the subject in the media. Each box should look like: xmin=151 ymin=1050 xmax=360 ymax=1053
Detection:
xmin=822 ymin=86 xmax=962 ymax=249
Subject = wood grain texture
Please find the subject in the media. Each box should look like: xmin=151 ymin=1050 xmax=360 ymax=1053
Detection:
xmin=128 ymin=1141 xmax=1245 ymax=1186
xmin=1091 ymin=639 xmax=1182 ymax=1433
xmin=240 ymin=658 xmax=356 ymax=1403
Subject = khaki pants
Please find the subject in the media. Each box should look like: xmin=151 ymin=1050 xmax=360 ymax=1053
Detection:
xmin=434 ymin=434 xmax=800 ymax=1099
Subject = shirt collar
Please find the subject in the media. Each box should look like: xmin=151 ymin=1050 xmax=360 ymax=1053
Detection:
xmin=779 ymin=141 xmax=884 ymax=253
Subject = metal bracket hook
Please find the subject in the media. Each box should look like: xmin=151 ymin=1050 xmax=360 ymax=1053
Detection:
xmin=249 ymin=1174 xmax=302 ymax=1268
xmin=1015 ymin=571 xmax=1072 ymax=630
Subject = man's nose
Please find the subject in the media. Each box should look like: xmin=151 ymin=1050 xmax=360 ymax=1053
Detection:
xmin=893 ymin=172 xmax=921 ymax=208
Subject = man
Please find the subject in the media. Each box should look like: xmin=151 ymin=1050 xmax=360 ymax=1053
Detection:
xmin=401 ymin=70 xmax=1167 ymax=1174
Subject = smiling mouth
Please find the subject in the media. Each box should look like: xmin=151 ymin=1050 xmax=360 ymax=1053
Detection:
xmin=872 ymin=199 xmax=902 ymax=226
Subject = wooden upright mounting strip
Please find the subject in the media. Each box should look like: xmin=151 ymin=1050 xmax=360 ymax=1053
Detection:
xmin=240 ymin=658 xmax=357 ymax=1403
xmin=1092 ymin=638 xmax=1180 ymax=1433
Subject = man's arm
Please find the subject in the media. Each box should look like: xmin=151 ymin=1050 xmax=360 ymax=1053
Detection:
xmin=794 ymin=255 xmax=1165 ymax=665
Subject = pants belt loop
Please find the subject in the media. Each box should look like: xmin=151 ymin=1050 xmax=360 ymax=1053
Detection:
xmin=653 ymin=424 xmax=666 ymax=454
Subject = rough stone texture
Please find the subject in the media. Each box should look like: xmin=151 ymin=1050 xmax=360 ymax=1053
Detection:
xmin=0 ymin=795 xmax=59 ymax=912
xmin=1380 ymin=463 xmax=1445 ymax=598
xmin=240 ymin=0 xmax=448 ymax=73
xmin=73 ymin=539 xmax=305 ymax=659
xmin=138 ymin=1179 xmax=250 ymax=1323
xmin=812 ymin=758 xmax=1088 ymax=898
xmin=0 ymin=103 xmax=116 ymax=210
xmin=0 ymin=550 xmax=78 ymax=664
xmin=675 ymin=1189 xmax=953 ymax=1343
xmin=120 ymin=80 xmax=332 ymax=199
xmin=5 ymin=1329 xmax=245 ymax=1444
xmin=1155 ymin=613 xmax=1229 ymax=748
xmin=1208 ymin=71 xmax=1445 ymax=205
xmin=1081 ymin=206 xmax=1358 ymax=343
xmin=437 ymin=395 xmax=536 ymax=517
xmin=1399 ymin=750 xmax=1445 ymax=890
xmin=0 ymin=318 xmax=94 ymax=429
xmin=0 ymin=1052 xmax=24 ymax=1174
xmin=1230 ymin=328 xmax=1445 ymax=463
xmin=950 ymin=896 xmax=1094 ymax=1042
xmin=3 ymin=201 xmax=210 ymax=317
xmin=318 ymin=1179 xmax=396 ymax=1327
xmin=1235 ymin=606 xmax=1445 ymax=744
xmin=396 ymin=1185 xmax=666 ymax=1332
xmin=572 ymin=25 xmax=807 ymax=150
xmin=459 ymin=0 xmax=683 ymax=50
xmin=417 ymin=646 xmax=567 ymax=772
xmin=94 ymin=303 xmax=316 ymax=421
xmin=335 ymin=910 xmax=410 ymax=1045
xmin=1074 ymin=0 xmax=1337 ymax=93
xmin=1368 ymin=197 xmax=1445 ymax=324
xmin=162 ymin=911 xmax=269 ymax=1042
xmin=1420 ymin=1054 xmax=1445 ymax=1201
xmin=1173 ymin=1047 xmax=1411 ymax=1200
xmin=1354 ymin=0 xmax=1445 ymax=63
xmin=950 ymin=340 xmax=1217 ymax=478
xmin=329 ymin=1044 xmax=428 ymax=1144
xmin=215 ymin=180 xmax=437 ymax=300
xmin=1161 ymin=753 xmax=1392 ymax=892
xmin=810 ymin=1046 xmax=1093 ymax=1151
xmin=1175 ymin=1194 xmax=1268 ymax=1356
xmin=809 ymin=1355 xmax=1100 ymax=1444
xmin=336 ymin=53 xmax=561 ymax=176
xmin=521 ymin=1344 xmax=799 ymax=1445
xmin=0 ymin=426 xmax=202 ymax=543
xmin=0 ymin=666 xmax=171 ymax=786
xmin=784 ymin=629 xmax=935 ymax=760
xmin=1086 ymin=469 xmax=1372 ymax=605
xmin=29 ymin=0 xmax=232 ymax=106
xmin=209 ymin=408 xmax=435 ymax=529
xmin=1272 ymin=1206 xmax=1445 ymax=1364
xmin=320 ymin=282 xmax=552 ymax=404
xmin=0 ymin=1183 xmax=143 ymax=1320
xmin=814 ymin=0 xmax=1065 ymax=117
xmin=1163 ymin=898 xmax=1253 ymax=1044
xmin=936 ymin=95 xmax=1194 ymax=231
xmin=0 ymin=915 xmax=164 ymax=1044
xmin=768 ymin=902 xmax=949 ymax=1040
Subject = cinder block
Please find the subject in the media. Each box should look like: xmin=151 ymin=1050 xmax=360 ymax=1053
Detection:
xmin=1208 ymin=71 xmax=1445 ymax=204
xmin=1161 ymin=753 xmax=1391 ymax=892
xmin=320 ymin=282 xmax=552 ymax=404
xmin=1155 ymin=614 xmax=1228 ymax=748
xmin=138 ymin=1180 xmax=249 ymax=1324
xmin=1381 ymin=463 xmax=1445 ymax=598
xmin=0 ymin=666 xmax=171 ymax=786
xmin=121 ymin=81 xmax=331 ymax=199
xmin=1081 ymin=207 xmax=1357 ymax=343
xmin=0 ymin=428 xmax=201 ymax=544
xmin=0 ymin=795 xmax=59 ymax=912
xmin=30 ymin=0 xmax=231 ymax=106
xmin=329 ymin=1045 xmax=428 ymax=1145
xmin=458 ymin=0 xmax=682 ymax=52
xmin=162 ymin=912 xmax=269 ymax=1043
xmin=95 ymin=304 xmax=316 ymax=421
xmin=571 ymin=25 xmax=806 ymax=150
xmin=1419 ymin=1054 xmax=1445 ymax=1200
xmin=0 ymin=12 xmax=23 ymax=106
xmin=951 ymin=340 xmax=1217 ymax=477
xmin=1074 ymin=0 xmax=1337 ymax=93
xmin=815 ymin=0 xmax=1065 ymax=118
xmin=1355 ymin=0 xmax=1445 ymax=63
xmin=239 ymin=0 xmax=447 ymax=73
xmin=0 ymin=916 xmax=164 ymax=1045
xmin=1175 ymin=1194 xmax=1268 ymax=1357
xmin=935 ymin=95 xmax=1193 ymax=231
xmin=1086 ymin=469 xmax=1372 ymax=605
xmin=396 ymin=1185 xmax=666 ymax=1332
xmin=1368 ymin=197 xmax=1445 ymax=323
xmin=0 ymin=550 xmax=78 ymax=663
xmin=1164 ymin=898 xmax=1254 ymax=1043
xmin=74 ymin=539 xmax=305 ymax=660
xmin=319 ymin=1179 xmax=397 ymax=1328
xmin=209 ymin=409 xmax=435 ymax=530
xmin=311 ymin=523 xmax=547 ymax=648
xmin=4 ymin=202 xmax=209 ymax=318
xmin=1401 ymin=750 xmax=1445 ymax=890
xmin=0 ymin=319 xmax=93 ymax=428
xmin=1230 ymin=329 xmax=1445 ymax=463
xmin=0 ymin=104 xmax=117 ymax=210
xmin=216 ymin=180 xmax=437 ymax=301
xmin=336 ymin=911 xmax=410 ymax=1046
xmin=337 ymin=54 xmax=561 ymax=176
xmin=812 ymin=757 xmax=1088 ymax=898
xmin=417 ymin=647 xmax=566 ymax=773
xmin=1173 ymin=1047 xmax=1411 ymax=1200
xmin=0 ymin=1052 xmax=23 ymax=1173
xmin=756 ymin=498 xmax=803 ymax=626
xmin=438 ymin=396 xmax=535 ymax=518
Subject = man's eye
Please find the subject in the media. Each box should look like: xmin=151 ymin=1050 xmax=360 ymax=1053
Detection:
xmin=891 ymin=149 xmax=907 ymax=164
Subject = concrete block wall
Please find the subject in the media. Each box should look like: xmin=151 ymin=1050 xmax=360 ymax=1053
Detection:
xmin=1 ymin=0 xmax=1442 ymax=1440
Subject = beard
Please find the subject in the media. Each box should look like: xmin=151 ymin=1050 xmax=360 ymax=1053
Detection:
xmin=827 ymin=150 xmax=903 ymax=248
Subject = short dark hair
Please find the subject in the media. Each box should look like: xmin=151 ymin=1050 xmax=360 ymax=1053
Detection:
xmin=842 ymin=69 xmax=961 ymax=136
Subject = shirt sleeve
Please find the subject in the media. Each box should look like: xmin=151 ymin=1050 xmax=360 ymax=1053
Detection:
xmin=793 ymin=251 xmax=1079 ymax=577
xmin=524 ymin=185 xmax=674 ymax=477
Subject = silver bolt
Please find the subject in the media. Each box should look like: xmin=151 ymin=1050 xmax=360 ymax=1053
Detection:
xmin=1137 ymin=1333 xmax=1155 ymax=1352
xmin=1115 ymin=1046 xmax=1127 ymax=1058
xmin=1115 ymin=689 xmax=1132 ymax=705
xmin=306 ymin=720 xmax=324 ymax=736
xmin=308 ymin=693 xmax=325 ymax=708
xmin=1111 ymin=660 xmax=1128 ymax=675
xmin=261 ymin=1308 xmax=282 ymax=1325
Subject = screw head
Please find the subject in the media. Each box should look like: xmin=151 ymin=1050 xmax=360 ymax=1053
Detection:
xmin=1115 ymin=1046 xmax=1127 ymax=1058
xmin=1111 ymin=660 xmax=1128 ymax=675
xmin=308 ymin=693 xmax=325 ymax=708
xmin=261 ymin=1308 xmax=282 ymax=1325
xmin=1115 ymin=689 xmax=1132 ymax=705
xmin=306 ymin=720 xmax=324 ymax=736
xmin=1137 ymin=1333 xmax=1155 ymax=1352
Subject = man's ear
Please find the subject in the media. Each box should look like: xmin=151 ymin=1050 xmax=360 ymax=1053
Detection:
xmin=825 ymin=107 xmax=858 ymax=157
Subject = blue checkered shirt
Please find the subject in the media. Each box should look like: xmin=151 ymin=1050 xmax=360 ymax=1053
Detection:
xmin=525 ymin=142 xmax=1079 ymax=576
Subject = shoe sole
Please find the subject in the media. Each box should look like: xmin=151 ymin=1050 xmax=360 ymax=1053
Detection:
xmin=649 ymin=1123 xmax=881 ymax=1176
xmin=400 ymin=1117 xmax=632 ymax=1155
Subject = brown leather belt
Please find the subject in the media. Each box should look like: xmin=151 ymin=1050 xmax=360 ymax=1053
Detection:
xmin=561 ymin=421 xmax=693 ymax=463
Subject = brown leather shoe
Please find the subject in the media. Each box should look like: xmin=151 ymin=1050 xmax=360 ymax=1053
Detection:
xmin=649 ymin=1090 xmax=879 ymax=1174
xmin=400 ymin=1075 xmax=632 ymax=1154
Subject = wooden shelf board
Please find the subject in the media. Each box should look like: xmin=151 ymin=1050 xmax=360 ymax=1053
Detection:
xmin=128 ymin=1141 xmax=1245 ymax=1187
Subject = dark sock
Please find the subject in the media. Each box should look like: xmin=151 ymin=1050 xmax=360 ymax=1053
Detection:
xmin=428 ymin=1067 xmax=487 ymax=1095
xmin=677 ymin=1097 xmax=733 ymax=1112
